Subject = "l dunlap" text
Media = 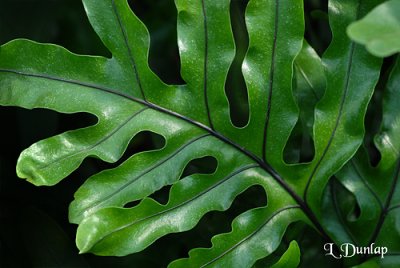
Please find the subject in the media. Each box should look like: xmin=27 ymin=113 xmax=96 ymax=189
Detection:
xmin=324 ymin=243 xmax=388 ymax=259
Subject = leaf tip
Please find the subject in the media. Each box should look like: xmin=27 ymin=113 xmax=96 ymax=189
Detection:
xmin=16 ymin=164 xmax=48 ymax=186
xmin=78 ymin=250 xmax=87 ymax=255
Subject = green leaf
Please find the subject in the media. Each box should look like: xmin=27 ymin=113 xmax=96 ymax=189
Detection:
xmin=347 ymin=0 xmax=400 ymax=57
xmin=0 ymin=0 xmax=395 ymax=266
xmin=294 ymin=0 xmax=382 ymax=215
xmin=353 ymin=256 xmax=400 ymax=268
xmin=169 ymin=206 xmax=304 ymax=268
xmin=330 ymin=57 xmax=400 ymax=253
xmin=293 ymin=40 xmax=326 ymax=134
xmin=352 ymin=260 xmax=381 ymax=268
xmin=270 ymin=241 xmax=301 ymax=268
xmin=285 ymin=40 xmax=326 ymax=163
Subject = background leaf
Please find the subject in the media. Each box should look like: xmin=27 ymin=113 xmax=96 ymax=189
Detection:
xmin=347 ymin=0 xmax=400 ymax=57
xmin=327 ymin=57 xmax=400 ymax=255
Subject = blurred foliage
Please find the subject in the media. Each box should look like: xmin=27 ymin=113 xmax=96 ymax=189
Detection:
xmin=347 ymin=0 xmax=400 ymax=57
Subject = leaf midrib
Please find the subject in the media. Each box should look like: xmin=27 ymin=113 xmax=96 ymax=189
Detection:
xmin=0 ymin=67 xmax=330 ymax=241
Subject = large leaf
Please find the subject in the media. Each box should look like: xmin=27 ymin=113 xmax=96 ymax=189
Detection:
xmin=0 ymin=0 xmax=394 ymax=266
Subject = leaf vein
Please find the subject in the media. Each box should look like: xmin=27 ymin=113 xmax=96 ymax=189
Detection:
xmin=262 ymin=0 xmax=279 ymax=162
xmin=388 ymin=204 xmax=400 ymax=213
xmin=38 ymin=107 xmax=148 ymax=170
xmin=200 ymin=205 xmax=301 ymax=267
xmin=368 ymin=158 xmax=400 ymax=245
xmin=303 ymin=42 xmax=356 ymax=202
xmin=351 ymin=159 xmax=383 ymax=208
xmin=111 ymin=0 xmax=146 ymax=100
xmin=201 ymin=0 xmax=214 ymax=130
xmin=294 ymin=63 xmax=319 ymax=100
xmin=78 ymin=133 xmax=212 ymax=216
xmin=91 ymin=164 xmax=259 ymax=248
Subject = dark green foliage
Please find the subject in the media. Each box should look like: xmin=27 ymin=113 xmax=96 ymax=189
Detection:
xmin=0 ymin=0 xmax=399 ymax=267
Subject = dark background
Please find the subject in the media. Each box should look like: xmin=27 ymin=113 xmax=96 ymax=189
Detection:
xmin=0 ymin=0 xmax=331 ymax=267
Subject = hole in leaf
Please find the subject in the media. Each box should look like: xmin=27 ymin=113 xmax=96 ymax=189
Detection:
xmin=254 ymin=221 xmax=305 ymax=267
xmin=367 ymin=144 xmax=381 ymax=168
xmin=0 ymin=0 xmax=110 ymax=57
xmin=225 ymin=0 xmax=250 ymax=127
xmin=283 ymin=120 xmax=315 ymax=164
xmin=178 ymin=184 xmax=267 ymax=257
xmin=114 ymin=185 xmax=269 ymax=267
xmin=57 ymin=112 xmax=98 ymax=133
xmin=148 ymin=185 xmax=172 ymax=206
xmin=109 ymin=131 xmax=166 ymax=168
xmin=363 ymin=56 xmax=395 ymax=167
xmin=230 ymin=184 xmax=267 ymax=210
xmin=180 ymin=156 xmax=218 ymax=178
xmin=304 ymin=0 xmax=331 ymax=56
xmin=123 ymin=199 xmax=141 ymax=209
xmin=331 ymin=179 xmax=359 ymax=222
xmin=128 ymin=0 xmax=184 ymax=84
xmin=15 ymin=108 xmax=97 ymax=149
xmin=348 ymin=201 xmax=361 ymax=222
xmin=364 ymin=81 xmax=383 ymax=167
xmin=283 ymin=223 xmax=344 ymax=267
xmin=147 ymin=156 xmax=218 ymax=205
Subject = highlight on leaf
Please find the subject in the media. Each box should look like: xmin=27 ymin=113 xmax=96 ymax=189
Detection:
xmin=0 ymin=0 xmax=399 ymax=267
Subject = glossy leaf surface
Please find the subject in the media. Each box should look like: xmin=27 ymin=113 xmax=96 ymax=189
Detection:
xmin=0 ymin=0 xmax=398 ymax=266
